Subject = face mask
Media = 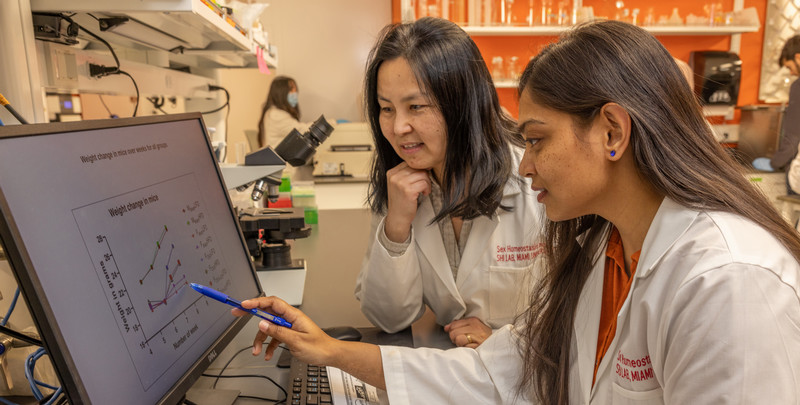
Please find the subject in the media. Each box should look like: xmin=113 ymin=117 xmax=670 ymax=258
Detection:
xmin=287 ymin=92 xmax=299 ymax=107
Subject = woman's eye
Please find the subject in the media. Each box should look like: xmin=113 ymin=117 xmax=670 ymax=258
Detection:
xmin=380 ymin=106 xmax=393 ymax=113
xmin=410 ymin=104 xmax=426 ymax=111
xmin=525 ymin=138 xmax=540 ymax=147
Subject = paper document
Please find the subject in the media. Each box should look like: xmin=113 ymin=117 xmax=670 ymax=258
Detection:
xmin=326 ymin=366 xmax=389 ymax=405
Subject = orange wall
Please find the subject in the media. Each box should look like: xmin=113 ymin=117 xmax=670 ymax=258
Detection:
xmin=391 ymin=0 xmax=768 ymax=120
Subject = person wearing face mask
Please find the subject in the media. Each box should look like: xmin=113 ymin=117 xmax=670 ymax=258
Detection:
xmin=257 ymin=75 xmax=312 ymax=149
xmin=256 ymin=75 xmax=314 ymax=180
xmin=752 ymin=36 xmax=800 ymax=189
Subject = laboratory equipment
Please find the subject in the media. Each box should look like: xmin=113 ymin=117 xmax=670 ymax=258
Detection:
xmin=239 ymin=114 xmax=333 ymax=203
xmin=312 ymin=122 xmax=374 ymax=179
xmin=690 ymin=50 xmax=742 ymax=106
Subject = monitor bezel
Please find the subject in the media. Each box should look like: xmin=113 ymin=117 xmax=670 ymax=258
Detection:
xmin=0 ymin=113 xmax=264 ymax=404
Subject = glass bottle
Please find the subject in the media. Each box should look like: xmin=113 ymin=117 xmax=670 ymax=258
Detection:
xmin=492 ymin=56 xmax=505 ymax=81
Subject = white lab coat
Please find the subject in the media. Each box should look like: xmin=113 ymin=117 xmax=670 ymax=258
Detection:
xmin=261 ymin=107 xmax=313 ymax=180
xmin=261 ymin=107 xmax=311 ymax=148
xmin=354 ymin=148 xmax=545 ymax=333
xmin=380 ymin=198 xmax=800 ymax=404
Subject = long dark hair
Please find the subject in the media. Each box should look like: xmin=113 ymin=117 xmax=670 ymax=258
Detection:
xmin=516 ymin=20 xmax=800 ymax=404
xmin=363 ymin=17 xmax=521 ymax=221
xmin=257 ymin=76 xmax=300 ymax=147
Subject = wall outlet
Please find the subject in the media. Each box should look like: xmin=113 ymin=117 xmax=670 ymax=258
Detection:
xmin=712 ymin=124 xmax=740 ymax=143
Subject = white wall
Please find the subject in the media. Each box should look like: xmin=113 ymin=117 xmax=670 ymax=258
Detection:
xmin=258 ymin=0 xmax=391 ymax=123
xmin=217 ymin=0 xmax=390 ymax=162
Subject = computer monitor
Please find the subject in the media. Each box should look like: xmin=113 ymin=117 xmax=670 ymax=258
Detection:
xmin=0 ymin=113 xmax=263 ymax=404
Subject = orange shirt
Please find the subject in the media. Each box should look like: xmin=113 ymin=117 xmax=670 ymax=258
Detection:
xmin=592 ymin=227 xmax=641 ymax=387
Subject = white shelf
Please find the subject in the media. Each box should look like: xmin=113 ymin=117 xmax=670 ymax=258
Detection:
xmin=463 ymin=24 xmax=759 ymax=36
xmin=30 ymin=0 xmax=277 ymax=69
xmin=645 ymin=25 xmax=759 ymax=35
xmin=494 ymin=79 xmax=517 ymax=88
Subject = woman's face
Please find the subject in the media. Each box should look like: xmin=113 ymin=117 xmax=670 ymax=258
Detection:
xmin=783 ymin=54 xmax=800 ymax=76
xmin=376 ymin=57 xmax=447 ymax=178
xmin=517 ymin=89 xmax=610 ymax=221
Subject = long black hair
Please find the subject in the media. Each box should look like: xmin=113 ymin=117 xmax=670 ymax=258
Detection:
xmin=516 ymin=20 xmax=800 ymax=404
xmin=363 ymin=17 xmax=521 ymax=221
xmin=257 ymin=76 xmax=300 ymax=147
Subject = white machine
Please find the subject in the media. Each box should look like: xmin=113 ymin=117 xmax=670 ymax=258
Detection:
xmin=312 ymin=122 xmax=374 ymax=179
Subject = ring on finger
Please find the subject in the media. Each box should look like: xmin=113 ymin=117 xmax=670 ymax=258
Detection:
xmin=466 ymin=334 xmax=473 ymax=344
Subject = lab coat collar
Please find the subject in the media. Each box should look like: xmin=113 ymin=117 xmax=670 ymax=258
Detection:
xmin=636 ymin=197 xmax=698 ymax=278
xmin=574 ymin=197 xmax=698 ymax=278
xmin=412 ymin=196 xmax=464 ymax=302
xmin=456 ymin=214 xmax=499 ymax=289
xmin=574 ymin=197 xmax=697 ymax=401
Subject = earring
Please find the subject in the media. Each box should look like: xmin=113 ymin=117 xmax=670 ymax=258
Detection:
xmin=610 ymin=150 xmax=616 ymax=157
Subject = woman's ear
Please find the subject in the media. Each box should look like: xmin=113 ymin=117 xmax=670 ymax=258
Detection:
xmin=600 ymin=103 xmax=631 ymax=160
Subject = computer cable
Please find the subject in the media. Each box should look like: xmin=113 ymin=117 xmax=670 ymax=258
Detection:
xmin=200 ymin=343 xmax=288 ymax=403
xmin=201 ymin=84 xmax=231 ymax=157
xmin=0 ymin=93 xmax=30 ymax=125
xmin=46 ymin=13 xmax=139 ymax=118
xmin=201 ymin=85 xmax=230 ymax=115
xmin=98 ymin=94 xmax=119 ymax=119
xmin=202 ymin=374 xmax=285 ymax=403
xmin=116 ymin=70 xmax=139 ymax=117
xmin=1 ymin=288 xmax=20 ymax=327
xmin=25 ymin=348 xmax=65 ymax=405
xmin=35 ymin=13 xmax=120 ymax=73
xmin=147 ymin=96 xmax=169 ymax=115
xmin=39 ymin=387 xmax=63 ymax=405
xmin=206 ymin=345 xmax=251 ymax=389
xmin=238 ymin=394 xmax=284 ymax=403
xmin=0 ymin=397 xmax=18 ymax=405
xmin=25 ymin=347 xmax=60 ymax=402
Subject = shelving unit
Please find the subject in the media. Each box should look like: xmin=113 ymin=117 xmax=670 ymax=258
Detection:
xmin=398 ymin=0 xmax=755 ymax=120
xmin=30 ymin=0 xmax=276 ymax=69
xmin=463 ymin=24 xmax=759 ymax=36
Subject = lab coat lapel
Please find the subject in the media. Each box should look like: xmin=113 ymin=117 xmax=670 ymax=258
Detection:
xmin=456 ymin=181 xmax=518 ymax=287
xmin=637 ymin=198 xmax=699 ymax=277
xmin=412 ymin=197 xmax=461 ymax=298
xmin=573 ymin=249 xmax=605 ymax=403
xmin=456 ymin=214 xmax=498 ymax=288
xmin=588 ymin=198 xmax=698 ymax=399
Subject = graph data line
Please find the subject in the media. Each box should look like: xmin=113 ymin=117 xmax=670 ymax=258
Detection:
xmin=140 ymin=225 xmax=169 ymax=284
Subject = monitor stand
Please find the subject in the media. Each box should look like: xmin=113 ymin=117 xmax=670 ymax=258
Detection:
xmin=183 ymin=387 xmax=240 ymax=405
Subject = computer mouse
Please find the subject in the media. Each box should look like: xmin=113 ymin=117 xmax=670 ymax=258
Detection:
xmin=323 ymin=326 xmax=362 ymax=342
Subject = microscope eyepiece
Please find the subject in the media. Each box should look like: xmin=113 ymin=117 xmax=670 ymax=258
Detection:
xmin=274 ymin=115 xmax=334 ymax=167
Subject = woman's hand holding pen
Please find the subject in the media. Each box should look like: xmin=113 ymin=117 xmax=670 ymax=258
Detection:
xmin=233 ymin=296 xmax=387 ymax=390
xmin=444 ymin=317 xmax=492 ymax=348
xmin=233 ymin=296 xmax=334 ymax=365
xmin=384 ymin=162 xmax=431 ymax=243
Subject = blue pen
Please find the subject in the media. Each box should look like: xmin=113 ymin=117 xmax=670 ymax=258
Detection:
xmin=190 ymin=283 xmax=293 ymax=328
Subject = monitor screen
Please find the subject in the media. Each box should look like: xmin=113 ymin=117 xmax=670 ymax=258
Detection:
xmin=0 ymin=113 xmax=263 ymax=404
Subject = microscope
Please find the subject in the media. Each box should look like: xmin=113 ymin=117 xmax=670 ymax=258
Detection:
xmin=219 ymin=115 xmax=333 ymax=305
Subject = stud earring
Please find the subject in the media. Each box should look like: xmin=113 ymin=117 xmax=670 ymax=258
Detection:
xmin=610 ymin=150 xmax=616 ymax=157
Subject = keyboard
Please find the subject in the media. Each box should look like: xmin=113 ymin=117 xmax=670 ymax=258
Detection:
xmin=288 ymin=356 xmax=333 ymax=405
xmin=282 ymin=326 xmax=413 ymax=405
